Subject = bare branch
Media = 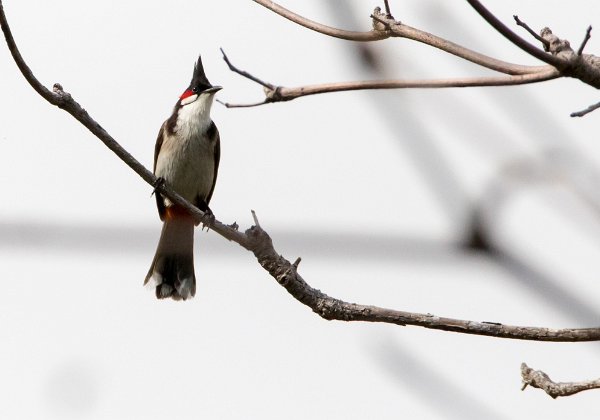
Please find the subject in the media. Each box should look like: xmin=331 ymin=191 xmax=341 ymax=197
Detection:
xmin=2 ymin=0 xmax=600 ymax=341
xmin=521 ymin=363 xmax=600 ymax=398
xmin=466 ymin=0 xmax=565 ymax=68
xmin=471 ymin=5 xmax=600 ymax=89
xmin=577 ymin=25 xmax=593 ymax=56
xmin=571 ymin=100 xmax=600 ymax=117
xmin=513 ymin=15 xmax=550 ymax=49
xmin=219 ymin=53 xmax=559 ymax=107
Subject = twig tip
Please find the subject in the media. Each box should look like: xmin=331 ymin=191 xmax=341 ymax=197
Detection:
xmin=251 ymin=209 xmax=260 ymax=227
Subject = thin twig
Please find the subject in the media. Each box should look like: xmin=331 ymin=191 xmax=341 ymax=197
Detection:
xmin=513 ymin=15 xmax=550 ymax=49
xmin=251 ymin=209 xmax=260 ymax=228
xmin=3 ymin=0 xmax=600 ymax=341
xmin=577 ymin=25 xmax=593 ymax=56
xmin=521 ymin=363 xmax=600 ymax=398
xmin=216 ymin=98 xmax=270 ymax=108
xmin=570 ymin=100 xmax=600 ymax=117
xmin=220 ymin=48 xmax=275 ymax=90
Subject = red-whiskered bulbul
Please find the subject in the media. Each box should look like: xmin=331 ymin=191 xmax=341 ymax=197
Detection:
xmin=145 ymin=55 xmax=221 ymax=300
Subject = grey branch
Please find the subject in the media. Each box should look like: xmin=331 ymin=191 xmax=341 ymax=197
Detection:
xmin=571 ymin=100 xmax=600 ymax=117
xmin=521 ymin=363 xmax=600 ymax=398
xmin=2 ymin=0 xmax=600 ymax=342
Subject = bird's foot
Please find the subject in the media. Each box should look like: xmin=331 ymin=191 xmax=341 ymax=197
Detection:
xmin=151 ymin=177 xmax=166 ymax=196
xmin=201 ymin=208 xmax=215 ymax=231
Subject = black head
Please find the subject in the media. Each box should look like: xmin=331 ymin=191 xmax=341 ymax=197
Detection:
xmin=189 ymin=55 xmax=212 ymax=92
xmin=179 ymin=55 xmax=222 ymax=103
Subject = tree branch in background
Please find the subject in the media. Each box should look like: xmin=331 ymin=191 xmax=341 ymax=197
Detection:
xmin=221 ymin=2 xmax=562 ymax=107
xmin=249 ymin=0 xmax=600 ymax=115
xmin=521 ymin=363 xmax=600 ymax=398
xmin=253 ymin=1 xmax=547 ymax=75
xmin=2 ymin=0 xmax=600 ymax=342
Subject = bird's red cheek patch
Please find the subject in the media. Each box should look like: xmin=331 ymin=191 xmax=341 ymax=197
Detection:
xmin=180 ymin=89 xmax=194 ymax=100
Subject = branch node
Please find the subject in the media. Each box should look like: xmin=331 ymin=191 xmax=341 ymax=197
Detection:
xmin=292 ymin=257 xmax=301 ymax=269
xmin=370 ymin=7 xmax=397 ymax=32
xmin=521 ymin=362 xmax=600 ymax=398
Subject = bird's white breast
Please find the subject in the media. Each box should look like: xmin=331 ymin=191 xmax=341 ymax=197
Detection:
xmin=155 ymin=95 xmax=216 ymax=205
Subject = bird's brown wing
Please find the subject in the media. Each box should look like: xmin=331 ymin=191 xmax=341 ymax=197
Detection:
xmin=154 ymin=123 xmax=166 ymax=221
xmin=205 ymin=121 xmax=220 ymax=206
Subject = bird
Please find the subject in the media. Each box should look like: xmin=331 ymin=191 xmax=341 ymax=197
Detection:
xmin=145 ymin=55 xmax=222 ymax=300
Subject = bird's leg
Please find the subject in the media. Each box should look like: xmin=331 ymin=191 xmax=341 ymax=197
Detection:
xmin=195 ymin=199 xmax=215 ymax=230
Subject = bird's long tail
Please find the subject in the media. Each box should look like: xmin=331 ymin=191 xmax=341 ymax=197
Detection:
xmin=145 ymin=206 xmax=196 ymax=300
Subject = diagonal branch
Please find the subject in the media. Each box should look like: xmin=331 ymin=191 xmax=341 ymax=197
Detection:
xmin=521 ymin=363 xmax=600 ymax=398
xmin=2 ymin=0 xmax=600 ymax=341
xmin=219 ymin=50 xmax=559 ymax=107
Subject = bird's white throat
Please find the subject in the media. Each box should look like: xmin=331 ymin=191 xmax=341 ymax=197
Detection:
xmin=176 ymin=93 xmax=215 ymax=138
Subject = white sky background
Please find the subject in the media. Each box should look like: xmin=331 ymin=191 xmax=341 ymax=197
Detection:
xmin=1 ymin=0 xmax=600 ymax=418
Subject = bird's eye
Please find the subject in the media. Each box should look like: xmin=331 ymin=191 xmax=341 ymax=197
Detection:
xmin=192 ymin=87 xmax=199 ymax=94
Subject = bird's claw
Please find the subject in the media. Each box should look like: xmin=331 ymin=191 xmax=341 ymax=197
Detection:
xmin=201 ymin=211 xmax=215 ymax=231
xmin=151 ymin=177 xmax=166 ymax=196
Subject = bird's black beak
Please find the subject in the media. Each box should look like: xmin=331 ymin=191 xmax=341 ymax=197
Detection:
xmin=204 ymin=86 xmax=222 ymax=94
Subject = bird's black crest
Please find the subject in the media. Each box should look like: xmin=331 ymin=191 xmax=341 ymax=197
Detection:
xmin=189 ymin=55 xmax=212 ymax=91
